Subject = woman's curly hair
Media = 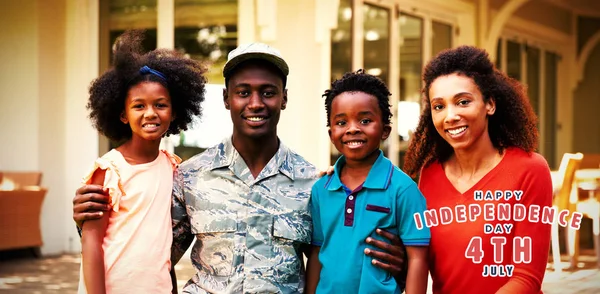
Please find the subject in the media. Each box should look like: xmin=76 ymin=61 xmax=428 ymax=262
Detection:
xmin=87 ymin=30 xmax=206 ymax=143
xmin=403 ymin=46 xmax=538 ymax=178
xmin=322 ymin=69 xmax=393 ymax=126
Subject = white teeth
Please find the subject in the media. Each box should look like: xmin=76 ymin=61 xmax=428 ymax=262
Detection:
xmin=247 ymin=117 xmax=264 ymax=122
xmin=346 ymin=141 xmax=363 ymax=146
xmin=448 ymin=126 xmax=467 ymax=135
xmin=144 ymin=124 xmax=157 ymax=128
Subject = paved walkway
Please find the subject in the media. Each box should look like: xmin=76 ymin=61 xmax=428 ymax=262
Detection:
xmin=1 ymin=251 xmax=599 ymax=293
xmin=0 ymin=251 xmax=198 ymax=294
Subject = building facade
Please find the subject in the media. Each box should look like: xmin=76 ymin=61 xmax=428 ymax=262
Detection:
xmin=1 ymin=0 xmax=599 ymax=255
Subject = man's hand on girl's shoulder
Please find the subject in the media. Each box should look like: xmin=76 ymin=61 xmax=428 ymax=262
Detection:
xmin=72 ymin=184 xmax=111 ymax=227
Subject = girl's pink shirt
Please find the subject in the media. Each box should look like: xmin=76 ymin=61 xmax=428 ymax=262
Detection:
xmin=78 ymin=149 xmax=180 ymax=294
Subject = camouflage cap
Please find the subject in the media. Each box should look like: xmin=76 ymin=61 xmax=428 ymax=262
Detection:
xmin=223 ymin=43 xmax=289 ymax=78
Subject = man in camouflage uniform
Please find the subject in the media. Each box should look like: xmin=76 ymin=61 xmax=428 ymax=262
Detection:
xmin=170 ymin=43 xmax=317 ymax=293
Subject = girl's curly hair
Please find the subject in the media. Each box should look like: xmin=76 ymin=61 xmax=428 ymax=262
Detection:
xmin=87 ymin=30 xmax=207 ymax=143
xmin=403 ymin=46 xmax=539 ymax=178
xmin=322 ymin=69 xmax=393 ymax=127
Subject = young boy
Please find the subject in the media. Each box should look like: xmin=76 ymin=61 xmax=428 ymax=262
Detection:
xmin=306 ymin=70 xmax=430 ymax=294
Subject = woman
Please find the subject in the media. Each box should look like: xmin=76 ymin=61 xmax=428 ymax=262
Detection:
xmin=404 ymin=46 xmax=552 ymax=294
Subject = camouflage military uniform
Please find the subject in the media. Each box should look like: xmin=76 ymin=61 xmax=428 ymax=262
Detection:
xmin=171 ymin=137 xmax=318 ymax=294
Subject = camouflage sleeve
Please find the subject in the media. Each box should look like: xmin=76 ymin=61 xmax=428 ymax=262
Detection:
xmin=171 ymin=169 xmax=194 ymax=266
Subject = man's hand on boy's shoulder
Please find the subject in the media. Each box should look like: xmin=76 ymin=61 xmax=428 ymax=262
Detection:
xmin=317 ymin=166 xmax=335 ymax=178
xmin=364 ymin=229 xmax=407 ymax=280
xmin=72 ymin=184 xmax=111 ymax=227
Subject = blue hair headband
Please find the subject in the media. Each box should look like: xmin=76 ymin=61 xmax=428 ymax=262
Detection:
xmin=139 ymin=65 xmax=167 ymax=81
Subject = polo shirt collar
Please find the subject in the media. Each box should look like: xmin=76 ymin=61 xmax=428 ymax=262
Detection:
xmin=325 ymin=150 xmax=393 ymax=191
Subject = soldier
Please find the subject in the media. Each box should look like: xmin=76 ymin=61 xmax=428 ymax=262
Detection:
xmin=73 ymin=43 xmax=406 ymax=293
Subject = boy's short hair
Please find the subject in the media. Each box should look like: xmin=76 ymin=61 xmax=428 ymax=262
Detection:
xmin=322 ymin=69 xmax=392 ymax=126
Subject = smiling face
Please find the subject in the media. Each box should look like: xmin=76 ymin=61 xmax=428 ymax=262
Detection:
xmin=223 ymin=61 xmax=287 ymax=141
xmin=429 ymin=73 xmax=495 ymax=152
xmin=328 ymin=91 xmax=391 ymax=164
xmin=121 ymin=81 xmax=173 ymax=144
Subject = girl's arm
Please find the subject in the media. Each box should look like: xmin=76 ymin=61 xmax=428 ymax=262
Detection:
xmin=81 ymin=169 xmax=110 ymax=294
xmin=404 ymin=246 xmax=429 ymax=294
xmin=305 ymin=245 xmax=321 ymax=294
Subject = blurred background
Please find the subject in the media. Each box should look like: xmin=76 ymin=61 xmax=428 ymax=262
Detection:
xmin=0 ymin=0 xmax=599 ymax=292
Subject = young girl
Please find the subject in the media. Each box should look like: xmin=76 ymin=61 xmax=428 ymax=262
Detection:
xmin=78 ymin=30 xmax=206 ymax=294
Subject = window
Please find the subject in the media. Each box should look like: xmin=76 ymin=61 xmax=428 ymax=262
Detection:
xmin=100 ymin=0 xmax=158 ymax=72
xmin=171 ymin=0 xmax=238 ymax=159
xmin=431 ymin=20 xmax=452 ymax=58
xmin=526 ymin=46 xmax=541 ymax=116
xmin=396 ymin=12 xmax=453 ymax=167
xmin=398 ymin=13 xmax=423 ymax=143
xmin=544 ymin=52 xmax=558 ymax=168
xmin=174 ymin=0 xmax=238 ymax=85
xmin=363 ymin=4 xmax=390 ymax=84
xmin=331 ymin=0 xmax=352 ymax=83
xmin=99 ymin=0 xmax=239 ymax=159
xmin=329 ymin=1 xmax=455 ymax=166
xmin=506 ymin=40 xmax=521 ymax=81
xmin=497 ymin=38 xmax=559 ymax=168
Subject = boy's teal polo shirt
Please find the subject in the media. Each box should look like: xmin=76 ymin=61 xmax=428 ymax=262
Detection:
xmin=310 ymin=150 xmax=430 ymax=294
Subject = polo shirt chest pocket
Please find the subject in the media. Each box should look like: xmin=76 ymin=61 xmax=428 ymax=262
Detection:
xmin=362 ymin=198 xmax=396 ymax=231
xmin=190 ymin=210 xmax=237 ymax=277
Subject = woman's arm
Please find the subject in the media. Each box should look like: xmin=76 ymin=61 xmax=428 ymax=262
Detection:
xmin=81 ymin=169 xmax=110 ymax=294
xmin=305 ymin=245 xmax=321 ymax=294
xmin=495 ymin=158 xmax=553 ymax=294
xmin=404 ymin=246 xmax=429 ymax=294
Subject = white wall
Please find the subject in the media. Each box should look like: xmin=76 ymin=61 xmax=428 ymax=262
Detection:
xmin=62 ymin=0 xmax=101 ymax=254
xmin=37 ymin=0 xmax=70 ymax=255
xmin=0 ymin=0 xmax=99 ymax=255
xmin=0 ymin=0 xmax=68 ymax=255
xmin=243 ymin=0 xmax=331 ymax=169
xmin=0 ymin=0 xmax=40 ymax=170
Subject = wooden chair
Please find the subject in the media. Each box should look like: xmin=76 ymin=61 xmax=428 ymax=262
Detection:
xmin=0 ymin=171 xmax=42 ymax=188
xmin=580 ymin=153 xmax=600 ymax=169
xmin=0 ymin=188 xmax=47 ymax=253
xmin=551 ymin=152 xmax=583 ymax=272
xmin=574 ymin=153 xmax=600 ymax=268
xmin=0 ymin=171 xmax=46 ymax=254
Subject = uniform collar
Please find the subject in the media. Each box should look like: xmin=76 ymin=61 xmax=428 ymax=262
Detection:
xmin=210 ymin=137 xmax=295 ymax=184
